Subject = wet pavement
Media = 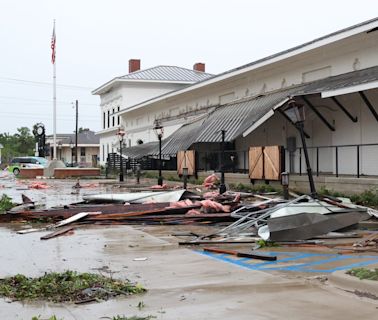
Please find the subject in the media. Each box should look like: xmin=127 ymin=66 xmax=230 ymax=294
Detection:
xmin=0 ymin=175 xmax=118 ymax=208
xmin=0 ymin=177 xmax=378 ymax=319
xmin=0 ymin=224 xmax=377 ymax=320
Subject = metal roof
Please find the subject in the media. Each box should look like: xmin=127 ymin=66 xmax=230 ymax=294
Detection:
xmin=184 ymin=66 xmax=378 ymax=144
xmin=295 ymin=65 xmax=378 ymax=95
xmin=121 ymin=66 xmax=378 ymax=157
xmin=194 ymin=89 xmax=297 ymax=143
xmin=122 ymin=141 xmax=159 ymax=159
xmin=47 ymin=131 xmax=100 ymax=145
xmin=120 ymin=66 xmax=213 ymax=82
xmin=157 ymin=119 xmax=206 ymax=156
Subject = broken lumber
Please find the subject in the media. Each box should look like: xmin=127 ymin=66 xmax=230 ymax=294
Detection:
xmin=17 ymin=211 xmax=100 ymax=234
xmin=40 ymin=226 xmax=75 ymax=240
xmin=179 ymin=240 xmax=257 ymax=245
xmin=203 ymin=247 xmax=276 ymax=261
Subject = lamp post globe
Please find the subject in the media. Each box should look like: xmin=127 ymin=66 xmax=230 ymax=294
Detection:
xmin=153 ymin=120 xmax=164 ymax=186
xmin=283 ymin=98 xmax=316 ymax=198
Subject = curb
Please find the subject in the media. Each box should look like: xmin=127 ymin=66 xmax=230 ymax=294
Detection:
xmin=329 ymin=270 xmax=378 ymax=296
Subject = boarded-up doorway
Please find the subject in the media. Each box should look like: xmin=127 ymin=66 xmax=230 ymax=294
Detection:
xmin=177 ymin=150 xmax=196 ymax=176
xmin=249 ymin=146 xmax=283 ymax=181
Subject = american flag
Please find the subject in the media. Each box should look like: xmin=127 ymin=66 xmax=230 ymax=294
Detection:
xmin=51 ymin=24 xmax=56 ymax=64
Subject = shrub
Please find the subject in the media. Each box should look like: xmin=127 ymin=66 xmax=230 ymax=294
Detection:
xmin=0 ymin=194 xmax=14 ymax=212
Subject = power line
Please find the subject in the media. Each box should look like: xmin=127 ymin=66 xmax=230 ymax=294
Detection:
xmin=0 ymin=77 xmax=95 ymax=90
xmin=0 ymin=111 xmax=99 ymax=118
xmin=0 ymin=114 xmax=99 ymax=122
xmin=0 ymin=95 xmax=98 ymax=106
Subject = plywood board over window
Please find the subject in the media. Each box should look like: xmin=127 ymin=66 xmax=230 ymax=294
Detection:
xmin=249 ymin=147 xmax=263 ymax=180
xmin=177 ymin=150 xmax=196 ymax=176
xmin=264 ymin=146 xmax=281 ymax=180
xmin=249 ymin=145 xmax=283 ymax=181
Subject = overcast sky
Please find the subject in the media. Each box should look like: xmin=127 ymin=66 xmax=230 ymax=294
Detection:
xmin=1 ymin=0 xmax=377 ymax=135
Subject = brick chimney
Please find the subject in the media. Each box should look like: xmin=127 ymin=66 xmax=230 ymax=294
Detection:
xmin=129 ymin=59 xmax=141 ymax=73
xmin=193 ymin=62 xmax=205 ymax=72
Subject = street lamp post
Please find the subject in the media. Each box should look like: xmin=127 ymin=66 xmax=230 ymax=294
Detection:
xmin=153 ymin=120 xmax=164 ymax=186
xmin=182 ymin=167 xmax=188 ymax=190
xmin=117 ymin=128 xmax=126 ymax=182
xmin=281 ymin=171 xmax=289 ymax=200
xmin=69 ymin=140 xmax=74 ymax=167
xmin=283 ymin=98 xmax=317 ymax=198
xmin=219 ymin=130 xmax=227 ymax=194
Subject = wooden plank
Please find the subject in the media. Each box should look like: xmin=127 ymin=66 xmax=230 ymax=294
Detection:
xmin=249 ymin=146 xmax=263 ymax=179
xmin=203 ymin=247 xmax=277 ymax=261
xmin=179 ymin=240 xmax=257 ymax=245
xmin=177 ymin=151 xmax=185 ymax=175
xmin=17 ymin=211 xmax=99 ymax=234
xmin=185 ymin=150 xmax=195 ymax=176
xmin=40 ymin=226 xmax=75 ymax=240
xmin=264 ymin=146 xmax=281 ymax=180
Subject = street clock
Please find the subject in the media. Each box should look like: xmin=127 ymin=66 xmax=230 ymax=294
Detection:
xmin=36 ymin=124 xmax=45 ymax=137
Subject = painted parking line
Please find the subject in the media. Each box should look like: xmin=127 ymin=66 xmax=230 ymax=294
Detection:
xmin=197 ymin=250 xmax=378 ymax=273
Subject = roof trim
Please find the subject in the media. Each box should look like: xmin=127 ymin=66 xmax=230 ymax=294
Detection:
xmin=95 ymin=127 xmax=119 ymax=135
xmin=321 ymin=80 xmax=378 ymax=98
xmin=92 ymin=65 xmax=213 ymax=95
xmin=92 ymin=77 xmax=198 ymax=95
xmin=119 ymin=18 xmax=378 ymax=115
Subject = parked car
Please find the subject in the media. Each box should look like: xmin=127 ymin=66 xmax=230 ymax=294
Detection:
xmin=7 ymin=156 xmax=48 ymax=175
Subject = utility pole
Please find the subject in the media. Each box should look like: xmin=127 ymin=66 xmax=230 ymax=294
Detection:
xmin=75 ymin=100 xmax=78 ymax=166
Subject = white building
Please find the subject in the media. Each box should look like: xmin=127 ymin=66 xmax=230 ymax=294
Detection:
xmin=92 ymin=60 xmax=213 ymax=164
xmin=93 ymin=18 xmax=378 ymax=192
xmin=46 ymin=130 xmax=100 ymax=167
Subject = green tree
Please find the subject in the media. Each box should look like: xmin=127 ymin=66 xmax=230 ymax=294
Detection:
xmin=78 ymin=127 xmax=90 ymax=133
xmin=14 ymin=127 xmax=35 ymax=155
xmin=0 ymin=127 xmax=35 ymax=165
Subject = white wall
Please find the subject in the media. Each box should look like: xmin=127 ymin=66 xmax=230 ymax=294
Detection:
xmin=97 ymin=81 xmax=191 ymax=163
xmin=125 ymin=31 xmax=378 ymax=128
xmin=56 ymin=146 xmax=99 ymax=167
xmin=99 ymin=131 xmax=120 ymax=164
xmin=99 ymin=82 xmax=188 ymax=131
xmin=97 ymin=30 xmax=378 ymax=171
xmin=234 ymin=88 xmax=378 ymax=176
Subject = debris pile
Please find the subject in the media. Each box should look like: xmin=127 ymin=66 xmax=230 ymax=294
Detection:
xmin=1 ymin=189 xmax=239 ymax=235
xmin=0 ymin=179 xmax=376 ymax=253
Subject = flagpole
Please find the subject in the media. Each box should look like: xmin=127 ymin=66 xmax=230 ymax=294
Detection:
xmin=52 ymin=20 xmax=57 ymax=160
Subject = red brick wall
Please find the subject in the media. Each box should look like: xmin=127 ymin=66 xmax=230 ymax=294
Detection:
xmin=54 ymin=168 xmax=100 ymax=178
xmin=193 ymin=63 xmax=205 ymax=72
xmin=19 ymin=168 xmax=44 ymax=178
xmin=129 ymin=59 xmax=141 ymax=73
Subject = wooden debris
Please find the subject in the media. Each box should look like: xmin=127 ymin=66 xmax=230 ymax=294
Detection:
xmin=17 ymin=212 xmax=100 ymax=234
xmin=179 ymin=240 xmax=257 ymax=245
xmin=203 ymin=247 xmax=276 ymax=261
xmin=40 ymin=226 xmax=75 ymax=240
xmin=353 ymin=232 xmax=378 ymax=247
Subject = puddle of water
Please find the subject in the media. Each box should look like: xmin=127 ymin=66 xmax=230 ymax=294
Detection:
xmin=0 ymin=177 xmax=115 ymax=209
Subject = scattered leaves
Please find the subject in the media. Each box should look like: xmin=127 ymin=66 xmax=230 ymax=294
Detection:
xmin=0 ymin=270 xmax=146 ymax=303
xmin=0 ymin=194 xmax=14 ymax=212
xmin=256 ymin=239 xmax=279 ymax=248
xmin=346 ymin=268 xmax=378 ymax=281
